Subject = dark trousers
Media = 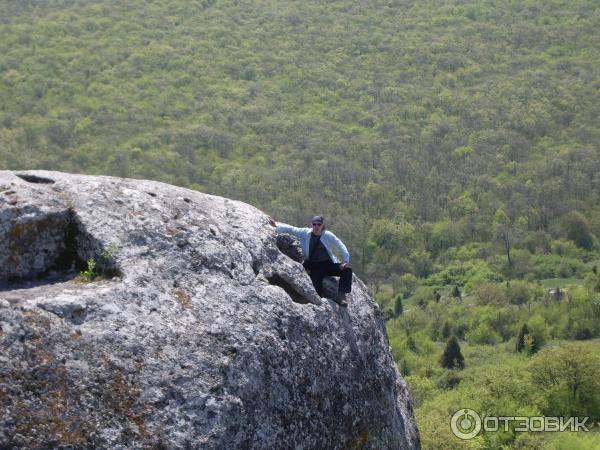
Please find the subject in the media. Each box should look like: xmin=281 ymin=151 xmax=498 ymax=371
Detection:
xmin=304 ymin=260 xmax=352 ymax=297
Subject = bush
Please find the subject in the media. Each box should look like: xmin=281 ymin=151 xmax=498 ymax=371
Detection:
xmin=428 ymin=219 xmax=465 ymax=255
xmin=528 ymin=342 xmax=600 ymax=421
xmin=557 ymin=257 xmax=586 ymax=278
xmin=508 ymin=248 xmax=534 ymax=279
xmin=506 ymin=280 xmax=532 ymax=305
xmin=404 ymin=375 xmax=439 ymax=408
xmin=524 ymin=230 xmax=553 ymax=254
xmin=409 ymin=286 xmax=438 ymax=309
xmin=382 ymin=308 xmax=395 ymax=321
xmin=393 ymin=273 xmax=419 ymax=299
xmin=530 ymin=253 xmax=569 ymax=278
xmin=563 ymin=288 xmax=600 ymax=340
xmin=410 ymin=249 xmax=434 ymax=277
xmin=466 ymin=323 xmax=501 ymax=345
xmin=525 ymin=315 xmax=549 ymax=351
xmin=544 ymin=430 xmax=600 ymax=449
xmin=531 ymin=251 xmax=586 ymax=279
xmin=573 ymin=327 xmax=593 ymax=340
xmin=552 ymin=239 xmax=586 ymax=259
xmin=584 ymin=271 xmax=600 ymax=292
xmin=435 ymin=370 xmax=462 ymax=390
xmin=471 ymin=282 xmax=508 ymax=306
xmin=426 ymin=260 xmax=504 ymax=293
xmin=560 ymin=211 xmax=595 ymax=250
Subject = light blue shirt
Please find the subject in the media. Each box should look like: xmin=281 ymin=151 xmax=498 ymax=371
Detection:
xmin=275 ymin=222 xmax=350 ymax=264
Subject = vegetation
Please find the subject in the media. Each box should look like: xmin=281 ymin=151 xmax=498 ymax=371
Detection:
xmin=75 ymin=257 xmax=98 ymax=283
xmin=1 ymin=0 xmax=599 ymax=279
xmin=75 ymin=242 xmax=119 ymax=282
xmin=2 ymin=0 xmax=600 ymax=448
xmin=440 ymin=335 xmax=464 ymax=370
xmin=385 ymin=281 xmax=600 ymax=449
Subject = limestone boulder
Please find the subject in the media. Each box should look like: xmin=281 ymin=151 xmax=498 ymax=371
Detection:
xmin=0 ymin=170 xmax=419 ymax=449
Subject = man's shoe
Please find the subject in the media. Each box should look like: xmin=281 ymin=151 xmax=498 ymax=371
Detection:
xmin=334 ymin=292 xmax=348 ymax=307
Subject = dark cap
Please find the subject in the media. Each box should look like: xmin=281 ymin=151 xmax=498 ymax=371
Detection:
xmin=311 ymin=215 xmax=324 ymax=224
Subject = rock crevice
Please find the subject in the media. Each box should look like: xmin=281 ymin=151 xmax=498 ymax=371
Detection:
xmin=0 ymin=200 xmax=120 ymax=289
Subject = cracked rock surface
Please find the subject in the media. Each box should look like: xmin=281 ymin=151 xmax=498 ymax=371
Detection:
xmin=0 ymin=170 xmax=419 ymax=449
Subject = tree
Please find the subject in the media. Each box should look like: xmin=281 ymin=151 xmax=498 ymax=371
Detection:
xmin=516 ymin=323 xmax=529 ymax=353
xmin=394 ymin=294 xmax=404 ymax=316
xmin=406 ymin=336 xmax=418 ymax=352
xmin=382 ymin=309 xmax=395 ymax=322
xmin=523 ymin=334 xmax=537 ymax=356
xmin=440 ymin=335 xmax=465 ymax=370
xmin=493 ymin=208 xmax=516 ymax=269
xmin=451 ymin=285 xmax=462 ymax=299
xmin=507 ymin=280 xmax=531 ymax=305
xmin=441 ymin=321 xmax=452 ymax=340
xmin=528 ymin=343 xmax=600 ymax=420
xmin=561 ymin=211 xmax=594 ymax=250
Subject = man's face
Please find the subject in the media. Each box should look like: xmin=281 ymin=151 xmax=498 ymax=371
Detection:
xmin=312 ymin=222 xmax=323 ymax=230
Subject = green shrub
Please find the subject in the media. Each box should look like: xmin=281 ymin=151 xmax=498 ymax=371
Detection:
xmin=404 ymin=375 xmax=439 ymax=408
xmin=466 ymin=322 xmax=501 ymax=345
xmin=393 ymin=273 xmax=419 ymax=299
xmin=426 ymin=260 xmax=503 ymax=292
xmin=544 ymin=431 xmax=600 ymax=449
xmin=506 ymin=280 xmax=532 ymax=305
xmin=471 ymin=282 xmax=508 ymax=306
xmin=409 ymin=286 xmax=438 ymax=309
xmin=525 ymin=315 xmax=549 ymax=351
xmin=435 ymin=370 xmax=462 ymax=390
xmin=560 ymin=211 xmax=595 ymax=250
xmin=530 ymin=253 xmax=566 ymax=278
xmin=552 ymin=239 xmax=586 ymax=259
xmin=528 ymin=342 xmax=600 ymax=421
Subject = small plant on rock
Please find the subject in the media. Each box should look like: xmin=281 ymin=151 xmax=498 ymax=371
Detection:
xmin=75 ymin=242 xmax=119 ymax=282
xmin=77 ymin=258 xmax=97 ymax=282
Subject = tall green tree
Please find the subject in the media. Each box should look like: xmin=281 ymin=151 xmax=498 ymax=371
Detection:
xmin=516 ymin=323 xmax=529 ymax=353
xmin=561 ymin=211 xmax=595 ymax=250
xmin=440 ymin=335 xmax=464 ymax=370
xmin=394 ymin=294 xmax=403 ymax=317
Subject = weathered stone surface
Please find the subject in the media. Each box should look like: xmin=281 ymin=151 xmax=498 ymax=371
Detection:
xmin=0 ymin=170 xmax=419 ymax=449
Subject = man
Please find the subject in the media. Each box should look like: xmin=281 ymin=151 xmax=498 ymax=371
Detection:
xmin=269 ymin=215 xmax=352 ymax=306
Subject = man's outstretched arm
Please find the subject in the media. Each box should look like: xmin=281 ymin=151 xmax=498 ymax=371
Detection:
xmin=267 ymin=216 xmax=305 ymax=238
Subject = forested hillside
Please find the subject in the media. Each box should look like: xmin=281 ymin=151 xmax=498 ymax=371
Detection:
xmin=2 ymin=0 xmax=600 ymax=448
xmin=2 ymin=0 xmax=599 ymax=274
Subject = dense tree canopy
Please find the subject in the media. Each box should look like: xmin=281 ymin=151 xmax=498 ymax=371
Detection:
xmin=1 ymin=0 xmax=599 ymax=280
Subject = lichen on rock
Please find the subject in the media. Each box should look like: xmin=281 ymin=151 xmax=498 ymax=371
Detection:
xmin=0 ymin=170 xmax=420 ymax=449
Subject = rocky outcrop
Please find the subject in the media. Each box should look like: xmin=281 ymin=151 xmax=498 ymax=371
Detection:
xmin=0 ymin=171 xmax=419 ymax=449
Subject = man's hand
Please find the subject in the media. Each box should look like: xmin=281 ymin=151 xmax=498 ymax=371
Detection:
xmin=340 ymin=262 xmax=348 ymax=270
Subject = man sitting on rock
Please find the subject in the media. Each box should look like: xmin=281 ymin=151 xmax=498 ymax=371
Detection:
xmin=269 ymin=215 xmax=352 ymax=306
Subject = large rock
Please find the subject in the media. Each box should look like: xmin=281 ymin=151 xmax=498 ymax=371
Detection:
xmin=0 ymin=170 xmax=419 ymax=449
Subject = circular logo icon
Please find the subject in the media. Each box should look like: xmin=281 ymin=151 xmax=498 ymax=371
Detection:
xmin=451 ymin=409 xmax=482 ymax=440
